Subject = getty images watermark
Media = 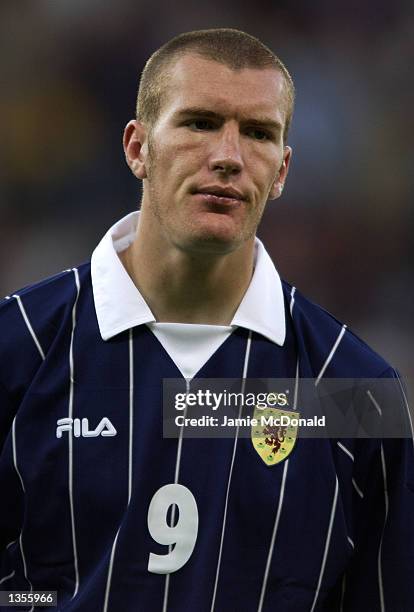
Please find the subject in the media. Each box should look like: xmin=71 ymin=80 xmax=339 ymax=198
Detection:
xmin=162 ymin=378 xmax=413 ymax=439
xmin=173 ymin=388 xmax=324 ymax=429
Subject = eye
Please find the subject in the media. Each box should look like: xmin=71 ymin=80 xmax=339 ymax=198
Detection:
xmin=246 ymin=128 xmax=270 ymax=141
xmin=186 ymin=119 xmax=216 ymax=131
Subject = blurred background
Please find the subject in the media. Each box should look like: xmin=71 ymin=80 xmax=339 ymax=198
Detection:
xmin=1 ymin=0 xmax=413 ymax=390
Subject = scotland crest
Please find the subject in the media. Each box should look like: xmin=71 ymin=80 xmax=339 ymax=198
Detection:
xmin=251 ymin=406 xmax=299 ymax=466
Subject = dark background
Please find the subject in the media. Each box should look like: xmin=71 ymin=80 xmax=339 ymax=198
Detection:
xmin=1 ymin=1 xmax=413 ymax=388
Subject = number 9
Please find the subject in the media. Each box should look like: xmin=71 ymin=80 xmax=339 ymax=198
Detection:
xmin=147 ymin=484 xmax=199 ymax=574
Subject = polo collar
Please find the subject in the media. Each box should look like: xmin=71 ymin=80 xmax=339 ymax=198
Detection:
xmin=91 ymin=211 xmax=286 ymax=345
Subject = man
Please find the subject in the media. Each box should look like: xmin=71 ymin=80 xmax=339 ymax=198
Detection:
xmin=0 ymin=28 xmax=412 ymax=612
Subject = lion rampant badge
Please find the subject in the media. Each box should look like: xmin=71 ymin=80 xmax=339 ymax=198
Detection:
xmin=251 ymin=406 xmax=299 ymax=466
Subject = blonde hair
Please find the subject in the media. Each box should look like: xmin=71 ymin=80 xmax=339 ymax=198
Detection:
xmin=136 ymin=28 xmax=295 ymax=142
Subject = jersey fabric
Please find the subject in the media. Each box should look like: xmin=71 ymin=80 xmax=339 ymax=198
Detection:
xmin=0 ymin=266 xmax=413 ymax=611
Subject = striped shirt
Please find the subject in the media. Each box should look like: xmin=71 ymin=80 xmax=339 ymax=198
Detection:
xmin=0 ymin=221 xmax=413 ymax=611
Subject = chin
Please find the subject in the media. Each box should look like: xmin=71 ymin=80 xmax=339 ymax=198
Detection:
xmin=174 ymin=227 xmax=244 ymax=255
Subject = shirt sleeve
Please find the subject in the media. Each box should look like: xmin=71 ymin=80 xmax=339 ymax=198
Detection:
xmin=342 ymin=369 xmax=414 ymax=611
xmin=0 ymin=378 xmax=15 ymax=454
xmin=0 ymin=378 xmax=23 ymax=553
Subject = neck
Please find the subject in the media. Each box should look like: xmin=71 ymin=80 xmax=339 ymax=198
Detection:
xmin=119 ymin=211 xmax=255 ymax=325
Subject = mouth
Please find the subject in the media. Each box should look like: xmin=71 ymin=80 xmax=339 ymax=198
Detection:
xmin=191 ymin=185 xmax=246 ymax=207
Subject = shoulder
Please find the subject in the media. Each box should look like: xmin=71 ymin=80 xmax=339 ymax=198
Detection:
xmin=0 ymin=263 xmax=92 ymax=399
xmin=0 ymin=263 xmax=91 ymax=335
xmin=281 ymin=280 xmax=392 ymax=378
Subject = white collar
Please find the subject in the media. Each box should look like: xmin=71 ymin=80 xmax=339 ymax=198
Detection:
xmin=91 ymin=211 xmax=286 ymax=345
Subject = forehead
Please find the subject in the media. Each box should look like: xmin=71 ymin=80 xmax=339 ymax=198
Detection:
xmin=160 ymin=53 xmax=287 ymax=123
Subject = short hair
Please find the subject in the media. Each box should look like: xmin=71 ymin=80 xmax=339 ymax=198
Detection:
xmin=136 ymin=28 xmax=295 ymax=142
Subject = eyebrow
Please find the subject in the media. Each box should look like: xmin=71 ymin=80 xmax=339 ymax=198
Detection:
xmin=174 ymin=107 xmax=282 ymax=132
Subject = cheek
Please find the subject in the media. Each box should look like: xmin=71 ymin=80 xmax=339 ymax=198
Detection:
xmin=249 ymin=166 xmax=280 ymax=201
xmin=166 ymin=146 xmax=205 ymax=188
xmin=174 ymin=139 xmax=206 ymax=163
xmin=246 ymin=147 xmax=281 ymax=184
xmin=150 ymin=152 xmax=199 ymax=204
xmin=265 ymin=159 xmax=283 ymax=193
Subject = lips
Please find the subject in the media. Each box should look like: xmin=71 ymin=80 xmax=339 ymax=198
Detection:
xmin=194 ymin=193 xmax=244 ymax=209
xmin=193 ymin=185 xmax=246 ymax=201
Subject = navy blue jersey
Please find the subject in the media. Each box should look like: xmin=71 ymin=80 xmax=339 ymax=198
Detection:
xmin=0 ymin=265 xmax=413 ymax=611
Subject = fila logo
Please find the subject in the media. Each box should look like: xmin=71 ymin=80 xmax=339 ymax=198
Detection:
xmin=56 ymin=417 xmax=117 ymax=438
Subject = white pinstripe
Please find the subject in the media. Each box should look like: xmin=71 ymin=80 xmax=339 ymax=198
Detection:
xmin=289 ymin=288 xmax=299 ymax=413
xmin=12 ymin=417 xmax=33 ymax=611
xmin=103 ymin=529 xmax=121 ymax=612
xmin=103 ymin=329 xmax=134 ymax=612
xmin=310 ymin=476 xmax=339 ymax=612
xmin=315 ymin=325 xmax=347 ymax=386
xmin=339 ymin=573 xmax=346 ymax=612
xmin=161 ymin=375 xmax=191 ymax=612
xmin=68 ymin=269 xmax=81 ymax=599
xmin=289 ymin=286 xmax=296 ymax=317
xmin=209 ymin=331 xmax=252 ymax=612
xmin=12 ymin=294 xmax=45 ymax=360
xmin=395 ymin=374 xmax=414 ymax=451
xmin=257 ymin=349 xmax=300 ymax=612
xmin=367 ymin=390 xmax=382 ymax=416
xmin=128 ymin=329 xmax=134 ymax=503
xmin=257 ymin=460 xmax=289 ymax=612
xmin=378 ymin=444 xmax=388 ymax=612
xmin=292 ymin=359 xmax=300 ymax=413
xmin=352 ymin=478 xmax=364 ymax=499
xmin=337 ymin=441 xmax=354 ymax=462
xmin=0 ymin=570 xmax=15 ymax=584
xmin=12 ymin=418 xmax=26 ymax=496
xmin=338 ymin=439 xmax=364 ymax=498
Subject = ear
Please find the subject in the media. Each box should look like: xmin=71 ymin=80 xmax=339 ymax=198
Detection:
xmin=269 ymin=145 xmax=292 ymax=200
xmin=123 ymin=119 xmax=148 ymax=179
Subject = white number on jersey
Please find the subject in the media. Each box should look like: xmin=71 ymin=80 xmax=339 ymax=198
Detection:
xmin=147 ymin=484 xmax=199 ymax=574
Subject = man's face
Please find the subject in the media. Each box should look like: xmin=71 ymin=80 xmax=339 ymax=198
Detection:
xmin=128 ymin=53 xmax=292 ymax=254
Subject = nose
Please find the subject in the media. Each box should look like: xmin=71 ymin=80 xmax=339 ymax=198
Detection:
xmin=208 ymin=123 xmax=243 ymax=176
